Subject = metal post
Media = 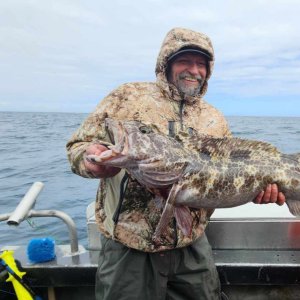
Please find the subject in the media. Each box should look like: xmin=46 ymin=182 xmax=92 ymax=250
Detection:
xmin=7 ymin=182 xmax=44 ymax=226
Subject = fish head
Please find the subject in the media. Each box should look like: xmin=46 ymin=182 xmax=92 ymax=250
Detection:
xmin=103 ymin=118 xmax=185 ymax=163
xmin=104 ymin=118 xmax=161 ymax=159
xmin=93 ymin=118 xmax=189 ymax=188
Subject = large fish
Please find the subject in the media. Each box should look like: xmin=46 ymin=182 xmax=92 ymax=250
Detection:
xmin=87 ymin=118 xmax=300 ymax=241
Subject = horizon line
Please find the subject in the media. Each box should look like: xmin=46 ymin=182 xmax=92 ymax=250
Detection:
xmin=1 ymin=110 xmax=299 ymax=118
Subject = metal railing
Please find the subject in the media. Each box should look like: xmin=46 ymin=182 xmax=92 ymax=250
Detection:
xmin=0 ymin=182 xmax=79 ymax=254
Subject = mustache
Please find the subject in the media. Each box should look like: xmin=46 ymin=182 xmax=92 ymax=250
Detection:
xmin=178 ymin=72 xmax=203 ymax=83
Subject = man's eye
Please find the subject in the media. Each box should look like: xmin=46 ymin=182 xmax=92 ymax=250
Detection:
xmin=139 ymin=126 xmax=152 ymax=134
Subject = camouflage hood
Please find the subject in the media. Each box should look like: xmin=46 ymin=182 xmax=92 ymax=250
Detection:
xmin=155 ymin=27 xmax=215 ymax=103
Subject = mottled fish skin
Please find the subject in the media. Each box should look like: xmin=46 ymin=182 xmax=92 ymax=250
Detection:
xmin=88 ymin=118 xmax=300 ymax=240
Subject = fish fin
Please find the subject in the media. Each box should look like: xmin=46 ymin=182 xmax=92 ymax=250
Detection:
xmin=174 ymin=206 xmax=193 ymax=236
xmin=139 ymin=163 xmax=183 ymax=187
xmin=152 ymin=184 xmax=181 ymax=242
xmin=286 ymin=200 xmax=300 ymax=217
xmin=284 ymin=152 xmax=300 ymax=164
xmin=141 ymin=171 xmax=181 ymax=187
xmin=184 ymin=134 xmax=281 ymax=160
xmin=294 ymin=153 xmax=300 ymax=164
xmin=152 ymin=202 xmax=174 ymax=243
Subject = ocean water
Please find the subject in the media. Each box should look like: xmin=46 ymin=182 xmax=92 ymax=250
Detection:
xmin=0 ymin=112 xmax=299 ymax=248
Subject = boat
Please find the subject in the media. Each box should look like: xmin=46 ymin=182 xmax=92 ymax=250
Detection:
xmin=1 ymin=182 xmax=300 ymax=299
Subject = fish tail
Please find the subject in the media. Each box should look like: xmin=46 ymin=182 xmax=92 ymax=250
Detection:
xmin=286 ymin=153 xmax=300 ymax=216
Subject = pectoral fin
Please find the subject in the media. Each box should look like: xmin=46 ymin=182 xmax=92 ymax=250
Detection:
xmin=152 ymin=184 xmax=181 ymax=243
xmin=174 ymin=206 xmax=193 ymax=236
xmin=286 ymin=200 xmax=300 ymax=216
xmin=152 ymin=202 xmax=174 ymax=244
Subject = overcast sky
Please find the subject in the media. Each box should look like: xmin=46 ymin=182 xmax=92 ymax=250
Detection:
xmin=1 ymin=0 xmax=300 ymax=116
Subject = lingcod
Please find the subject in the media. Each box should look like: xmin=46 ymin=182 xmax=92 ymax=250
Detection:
xmin=87 ymin=118 xmax=300 ymax=240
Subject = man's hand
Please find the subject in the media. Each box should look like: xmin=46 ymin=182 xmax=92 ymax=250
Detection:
xmin=84 ymin=144 xmax=120 ymax=178
xmin=253 ymin=184 xmax=286 ymax=206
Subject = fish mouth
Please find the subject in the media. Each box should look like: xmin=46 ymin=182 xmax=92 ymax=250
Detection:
xmin=106 ymin=118 xmax=129 ymax=156
xmin=86 ymin=119 xmax=129 ymax=166
xmin=86 ymin=118 xmax=187 ymax=191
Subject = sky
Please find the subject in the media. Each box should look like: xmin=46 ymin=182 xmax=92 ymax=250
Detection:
xmin=1 ymin=0 xmax=300 ymax=116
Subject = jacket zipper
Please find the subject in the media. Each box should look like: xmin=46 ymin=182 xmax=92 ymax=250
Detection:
xmin=179 ymin=99 xmax=185 ymax=130
xmin=171 ymin=98 xmax=185 ymax=247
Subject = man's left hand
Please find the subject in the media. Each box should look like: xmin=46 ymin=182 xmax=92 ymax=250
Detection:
xmin=253 ymin=184 xmax=286 ymax=206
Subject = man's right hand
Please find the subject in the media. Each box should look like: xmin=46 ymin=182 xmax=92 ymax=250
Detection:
xmin=84 ymin=144 xmax=120 ymax=178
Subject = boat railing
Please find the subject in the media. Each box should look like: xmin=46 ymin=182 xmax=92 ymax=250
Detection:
xmin=0 ymin=182 xmax=79 ymax=254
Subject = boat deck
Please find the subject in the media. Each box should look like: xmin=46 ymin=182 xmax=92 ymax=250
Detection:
xmin=1 ymin=218 xmax=300 ymax=299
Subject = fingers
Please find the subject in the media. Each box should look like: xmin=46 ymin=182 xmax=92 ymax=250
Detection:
xmin=253 ymin=190 xmax=264 ymax=204
xmin=85 ymin=144 xmax=108 ymax=156
xmin=84 ymin=158 xmax=120 ymax=178
xmin=276 ymin=192 xmax=286 ymax=206
xmin=255 ymin=183 xmax=274 ymax=204
xmin=84 ymin=157 xmax=105 ymax=174
xmin=264 ymin=184 xmax=286 ymax=205
xmin=269 ymin=184 xmax=278 ymax=203
xmin=261 ymin=183 xmax=272 ymax=203
xmin=253 ymin=183 xmax=286 ymax=205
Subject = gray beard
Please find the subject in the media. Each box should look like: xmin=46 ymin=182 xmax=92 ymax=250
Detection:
xmin=178 ymin=83 xmax=202 ymax=97
xmin=175 ymin=72 xmax=204 ymax=97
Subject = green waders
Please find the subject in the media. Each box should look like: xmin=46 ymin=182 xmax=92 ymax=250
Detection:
xmin=95 ymin=233 xmax=221 ymax=300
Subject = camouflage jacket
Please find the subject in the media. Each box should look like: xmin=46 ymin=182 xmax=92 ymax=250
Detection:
xmin=66 ymin=28 xmax=231 ymax=252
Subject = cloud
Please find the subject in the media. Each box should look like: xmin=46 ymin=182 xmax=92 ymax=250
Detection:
xmin=0 ymin=0 xmax=299 ymax=115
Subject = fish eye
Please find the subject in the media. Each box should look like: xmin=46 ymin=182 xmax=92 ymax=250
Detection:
xmin=139 ymin=125 xmax=152 ymax=134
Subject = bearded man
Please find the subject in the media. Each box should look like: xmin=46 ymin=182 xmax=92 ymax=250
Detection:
xmin=67 ymin=27 xmax=285 ymax=300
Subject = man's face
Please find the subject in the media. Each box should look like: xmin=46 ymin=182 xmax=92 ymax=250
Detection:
xmin=167 ymin=52 xmax=207 ymax=97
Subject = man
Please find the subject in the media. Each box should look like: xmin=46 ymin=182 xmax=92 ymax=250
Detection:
xmin=67 ymin=28 xmax=285 ymax=300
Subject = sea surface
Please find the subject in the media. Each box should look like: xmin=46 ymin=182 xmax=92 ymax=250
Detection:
xmin=0 ymin=112 xmax=299 ymax=248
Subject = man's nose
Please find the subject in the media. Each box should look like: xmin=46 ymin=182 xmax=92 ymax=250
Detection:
xmin=187 ymin=63 xmax=200 ymax=75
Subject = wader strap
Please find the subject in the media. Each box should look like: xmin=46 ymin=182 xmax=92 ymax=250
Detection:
xmin=112 ymin=172 xmax=129 ymax=224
